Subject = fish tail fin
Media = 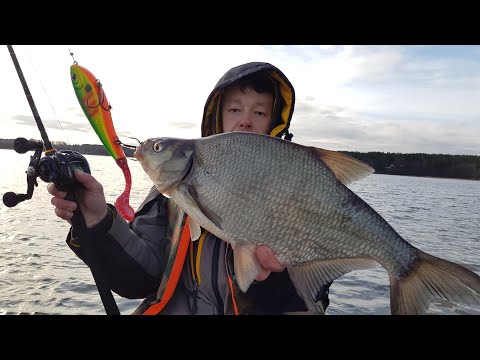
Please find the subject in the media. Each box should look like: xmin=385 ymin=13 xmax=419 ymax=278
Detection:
xmin=390 ymin=249 xmax=480 ymax=315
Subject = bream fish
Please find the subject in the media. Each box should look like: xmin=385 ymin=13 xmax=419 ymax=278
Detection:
xmin=134 ymin=131 xmax=480 ymax=315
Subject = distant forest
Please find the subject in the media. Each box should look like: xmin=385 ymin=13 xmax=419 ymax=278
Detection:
xmin=0 ymin=138 xmax=135 ymax=158
xmin=342 ymin=151 xmax=480 ymax=180
xmin=1 ymin=138 xmax=479 ymax=180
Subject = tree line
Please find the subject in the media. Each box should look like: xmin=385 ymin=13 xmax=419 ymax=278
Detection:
xmin=342 ymin=151 xmax=480 ymax=180
xmin=1 ymin=138 xmax=479 ymax=180
xmin=0 ymin=138 xmax=135 ymax=157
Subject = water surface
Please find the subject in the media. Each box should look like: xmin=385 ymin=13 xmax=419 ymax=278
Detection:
xmin=1 ymin=149 xmax=479 ymax=315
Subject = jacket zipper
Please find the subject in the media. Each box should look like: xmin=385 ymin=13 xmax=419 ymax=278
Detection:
xmin=190 ymin=233 xmax=224 ymax=314
xmin=189 ymin=240 xmax=198 ymax=314
xmin=191 ymin=277 xmax=198 ymax=314
xmin=212 ymin=237 xmax=224 ymax=314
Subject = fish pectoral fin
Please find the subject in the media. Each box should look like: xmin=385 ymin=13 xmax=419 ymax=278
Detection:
xmin=288 ymin=257 xmax=380 ymax=314
xmin=179 ymin=184 xmax=224 ymax=230
xmin=233 ymin=243 xmax=262 ymax=293
xmin=188 ymin=217 xmax=202 ymax=241
xmin=311 ymin=147 xmax=375 ymax=185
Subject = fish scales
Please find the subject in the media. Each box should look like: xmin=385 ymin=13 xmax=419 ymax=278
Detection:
xmin=188 ymin=133 xmax=415 ymax=271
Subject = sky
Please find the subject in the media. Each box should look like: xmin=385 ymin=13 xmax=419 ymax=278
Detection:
xmin=1 ymin=45 xmax=479 ymax=155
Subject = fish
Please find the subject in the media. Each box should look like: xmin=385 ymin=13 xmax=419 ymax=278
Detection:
xmin=134 ymin=131 xmax=480 ymax=315
xmin=70 ymin=64 xmax=135 ymax=221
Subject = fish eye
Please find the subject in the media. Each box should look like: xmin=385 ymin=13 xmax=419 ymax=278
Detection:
xmin=153 ymin=141 xmax=163 ymax=152
xmin=71 ymin=71 xmax=80 ymax=87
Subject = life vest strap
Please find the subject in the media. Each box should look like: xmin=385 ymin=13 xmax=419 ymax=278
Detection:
xmin=142 ymin=216 xmax=191 ymax=315
xmin=227 ymin=275 xmax=239 ymax=315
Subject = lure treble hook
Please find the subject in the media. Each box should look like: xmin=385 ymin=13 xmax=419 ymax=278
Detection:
xmin=115 ymin=136 xmax=141 ymax=149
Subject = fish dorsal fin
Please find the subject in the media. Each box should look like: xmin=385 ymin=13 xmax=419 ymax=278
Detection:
xmin=312 ymin=148 xmax=375 ymax=185
xmin=233 ymin=243 xmax=262 ymax=292
xmin=287 ymin=257 xmax=381 ymax=314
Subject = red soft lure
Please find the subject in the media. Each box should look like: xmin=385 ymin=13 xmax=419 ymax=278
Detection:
xmin=70 ymin=63 xmax=135 ymax=221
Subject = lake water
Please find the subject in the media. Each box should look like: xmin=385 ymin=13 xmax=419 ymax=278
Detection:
xmin=0 ymin=148 xmax=479 ymax=315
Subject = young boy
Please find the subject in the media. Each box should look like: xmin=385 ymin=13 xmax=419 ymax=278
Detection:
xmin=48 ymin=62 xmax=331 ymax=314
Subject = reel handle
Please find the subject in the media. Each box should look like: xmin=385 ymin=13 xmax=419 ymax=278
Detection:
xmin=2 ymin=192 xmax=31 ymax=207
xmin=14 ymin=137 xmax=43 ymax=154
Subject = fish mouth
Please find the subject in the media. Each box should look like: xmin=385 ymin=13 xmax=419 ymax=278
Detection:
xmin=133 ymin=143 xmax=144 ymax=161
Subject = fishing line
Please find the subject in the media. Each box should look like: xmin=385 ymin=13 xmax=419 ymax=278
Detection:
xmin=24 ymin=46 xmax=72 ymax=146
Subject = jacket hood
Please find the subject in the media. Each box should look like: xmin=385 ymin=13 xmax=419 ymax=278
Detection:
xmin=201 ymin=62 xmax=295 ymax=140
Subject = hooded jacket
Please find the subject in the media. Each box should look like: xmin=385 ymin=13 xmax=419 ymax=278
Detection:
xmin=202 ymin=62 xmax=295 ymax=140
xmin=66 ymin=62 xmax=330 ymax=315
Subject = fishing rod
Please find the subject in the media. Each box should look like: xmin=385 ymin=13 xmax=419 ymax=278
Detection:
xmin=3 ymin=45 xmax=121 ymax=315
xmin=6 ymin=45 xmax=56 ymax=155
xmin=3 ymin=45 xmax=91 ymax=208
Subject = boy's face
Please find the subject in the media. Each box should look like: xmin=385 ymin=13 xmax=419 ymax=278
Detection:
xmin=221 ymin=85 xmax=274 ymax=135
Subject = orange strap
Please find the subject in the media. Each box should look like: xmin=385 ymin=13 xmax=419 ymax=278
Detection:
xmin=227 ymin=275 xmax=239 ymax=315
xmin=142 ymin=217 xmax=191 ymax=315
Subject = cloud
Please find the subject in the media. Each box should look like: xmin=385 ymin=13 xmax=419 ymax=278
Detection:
xmin=290 ymin=98 xmax=480 ymax=155
xmin=167 ymin=121 xmax=196 ymax=129
xmin=12 ymin=115 xmax=38 ymax=126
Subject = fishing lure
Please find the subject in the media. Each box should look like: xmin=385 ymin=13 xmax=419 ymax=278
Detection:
xmin=70 ymin=63 xmax=135 ymax=222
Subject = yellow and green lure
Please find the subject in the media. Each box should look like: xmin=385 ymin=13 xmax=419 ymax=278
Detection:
xmin=70 ymin=63 xmax=135 ymax=222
